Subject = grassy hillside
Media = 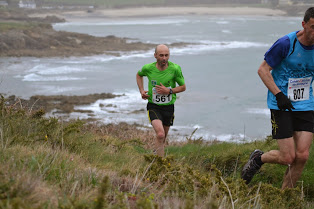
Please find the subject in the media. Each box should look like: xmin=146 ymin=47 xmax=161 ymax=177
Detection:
xmin=0 ymin=95 xmax=313 ymax=208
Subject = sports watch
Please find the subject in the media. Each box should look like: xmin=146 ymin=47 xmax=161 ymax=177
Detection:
xmin=169 ymin=88 xmax=173 ymax=95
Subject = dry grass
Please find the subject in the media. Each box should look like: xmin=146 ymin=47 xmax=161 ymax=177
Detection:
xmin=0 ymin=95 xmax=311 ymax=208
xmin=0 ymin=156 xmax=58 ymax=208
xmin=84 ymin=122 xmax=157 ymax=150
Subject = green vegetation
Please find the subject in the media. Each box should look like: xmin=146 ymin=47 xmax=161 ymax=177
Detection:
xmin=0 ymin=21 xmax=44 ymax=31
xmin=0 ymin=10 xmax=52 ymax=31
xmin=0 ymin=94 xmax=313 ymax=208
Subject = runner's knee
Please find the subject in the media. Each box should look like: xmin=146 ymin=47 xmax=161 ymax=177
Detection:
xmin=295 ymin=151 xmax=309 ymax=163
xmin=280 ymin=153 xmax=295 ymax=165
xmin=156 ymin=132 xmax=165 ymax=141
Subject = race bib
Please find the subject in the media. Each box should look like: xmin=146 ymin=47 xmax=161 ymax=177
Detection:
xmin=287 ymin=77 xmax=312 ymax=102
xmin=152 ymin=87 xmax=172 ymax=104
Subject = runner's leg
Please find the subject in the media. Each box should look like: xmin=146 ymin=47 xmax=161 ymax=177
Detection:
xmin=261 ymin=137 xmax=295 ymax=165
xmin=163 ymin=125 xmax=170 ymax=142
xmin=152 ymin=119 xmax=166 ymax=157
xmin=281 ymin=131 xmax=312 ymax=189
xmin=163 ymin=125 xmax=170 ymax=155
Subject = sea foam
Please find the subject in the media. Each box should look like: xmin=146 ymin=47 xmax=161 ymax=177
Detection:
xmin=54 ymin=18 xmax=189 ymax=27
xmin=22 ymin=73 xmax=84 ymax=82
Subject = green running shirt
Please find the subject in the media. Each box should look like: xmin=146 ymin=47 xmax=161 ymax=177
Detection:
xmin=138 ymin=61 xmax=185 ymax=106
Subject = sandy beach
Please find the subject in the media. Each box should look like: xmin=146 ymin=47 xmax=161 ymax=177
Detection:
xmin=29 ymin=6 xmax=287 ymax=21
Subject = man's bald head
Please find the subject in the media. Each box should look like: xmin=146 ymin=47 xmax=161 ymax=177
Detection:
xmin=154 ymin=44 xmax=170 ymax=69
xmin=155 ymin=44 xmax=170 ymax=54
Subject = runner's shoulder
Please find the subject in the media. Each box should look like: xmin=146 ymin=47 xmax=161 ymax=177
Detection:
xmin=168 ymin=61 xmax=181 ymax=70
xmin=264 ymin=35 xmax=290 ymax=68
xmin=141 ymin=62 xmax=157 ymax=73
xmin=272 ymin=35 xmax=290 ymax=52
xmin=142 ymin=62 xmax=156 ymax=69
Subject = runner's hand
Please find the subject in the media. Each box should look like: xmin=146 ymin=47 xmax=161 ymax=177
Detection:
xmin=155 ymin=83 xmax=169 ymax=95
xmin=275 ymin=92 xmax=295 ymax=111
xmin=140 ymin=90 xmax=149 ymax=100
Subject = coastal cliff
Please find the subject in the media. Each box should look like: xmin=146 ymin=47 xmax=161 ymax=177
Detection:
xmin=0 ymin=9 xmax=157 ymax=57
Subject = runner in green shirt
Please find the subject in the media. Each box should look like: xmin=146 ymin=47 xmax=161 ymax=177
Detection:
xmin=136 ymin=44 xmax=186 ymax=157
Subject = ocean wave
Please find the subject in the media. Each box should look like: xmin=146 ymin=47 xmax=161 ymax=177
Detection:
xmin=21 ymin=40 xmax=267 ymax=66
xmin=70 ymin=90 xmax=148 ymax=125
xmin=28 ymin=65 xmax=85 ymax=75
xmin=160 ymin=123 xmax=249 ymax=142
xmin=67 ymin=90 xmax=262 ymax=143
xmin=22 ymin=73 xmax=85 ymax=82
xmin=54 ymin=18 xmax=189 ymax=27
xmin=34 ymin=85 xmax=85 ymax=94
xmin=198 ymin=40 xmax=267 ymax=47
xmin=222 ymin=30 xmax=232 ymax=34
xmin=213 ymin=133 xmax=246 ymax=142
xmin=54 ymin=51 xmax=153 ymax=64
xmin=56 ymin=40 xmax=268 ymax=64
xmin=74 ymin=90 xmax=146 ymax=114
xmin=245 ymin=108 xmax=270 ymax=116
xmin=215 ymin=20 xmax=230 ymax=24
xmin=169 ymin=41 xmax=268 ymax=55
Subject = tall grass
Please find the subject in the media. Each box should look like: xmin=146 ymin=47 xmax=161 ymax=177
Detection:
xmin=0 ymin=95 xmax=312 ymax=208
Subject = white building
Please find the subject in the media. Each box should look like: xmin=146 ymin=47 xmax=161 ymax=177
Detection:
xmin=278 ymin=0 xmax=293 ymax=5
xmin=19 ymin=0 xmax=36 ymax=9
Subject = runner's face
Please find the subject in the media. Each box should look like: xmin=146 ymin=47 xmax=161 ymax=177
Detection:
xmin=303 ymin=18 xmax=314 ymax=45
xmin=155 ymin=47 xmax=169 ymax=67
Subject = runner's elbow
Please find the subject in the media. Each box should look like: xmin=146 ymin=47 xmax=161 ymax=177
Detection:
xmin=257 ymin=67 xmax=265 ymax=78
xmin=136 ymin=73 xmax=143 ymax=80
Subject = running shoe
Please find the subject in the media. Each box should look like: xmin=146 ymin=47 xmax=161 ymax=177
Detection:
xmin=241 ymin=149 xmax=264 ymax=184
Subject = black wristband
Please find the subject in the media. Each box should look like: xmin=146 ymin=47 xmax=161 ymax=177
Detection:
xmin=275 ymin=91 xmax=285 ymax=99
xmin=275 ymin=92 xmax=295 ymax=111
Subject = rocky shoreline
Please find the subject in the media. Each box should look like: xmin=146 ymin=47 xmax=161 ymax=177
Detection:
xmin=0 ymin=6 xmax=305 ymax=123
xmin=0 ymin=26 xmax=156 ymax=57
xmin=0 ymin=9 xmax=157 ymax=120
xmin=0 ymin=9 xmax=188 ymax=57
xmin=1 ymin=4 xmax=310 ymax=58
xmin=3 ymin=93 xmax=120 ymax=119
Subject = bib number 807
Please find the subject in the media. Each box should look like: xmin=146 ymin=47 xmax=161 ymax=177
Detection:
xmin=293 ymin=88 xmax=304 ymax=100
xmin=288 ymin=77 xmax=311 ymax=102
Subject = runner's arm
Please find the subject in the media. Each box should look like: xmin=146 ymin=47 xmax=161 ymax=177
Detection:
xmin=257 ymin=60 xmax=281 ymax=95
xmin=172 ymin=84 xmax=186 ymax=94
xmin=155 ymin=83 xmax=186 ymax=94
xmin=136 ymin=73 xmax=149 ymax=99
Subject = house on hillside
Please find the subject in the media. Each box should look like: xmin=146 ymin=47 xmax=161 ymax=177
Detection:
xmin=19 ymin=0 xmax=36 ymax=8
xmin=278 ymin=0 xmax=293 ymax=4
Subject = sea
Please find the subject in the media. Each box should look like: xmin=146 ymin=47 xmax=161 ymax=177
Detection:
xmin=0 ymin=14 xmax=303 ymax=142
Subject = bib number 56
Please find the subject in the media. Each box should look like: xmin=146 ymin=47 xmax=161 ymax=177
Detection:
xmin=152 ymin=87 xmax=172 ymax=104
xmin=155 ymin=95 xmax=171 ymax=103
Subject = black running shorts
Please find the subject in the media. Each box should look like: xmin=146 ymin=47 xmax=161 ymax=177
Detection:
xmin=147 ymin=102 xmax=174 ymax=126
xmin=270 ymin=110 xmax=314 ymax=139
